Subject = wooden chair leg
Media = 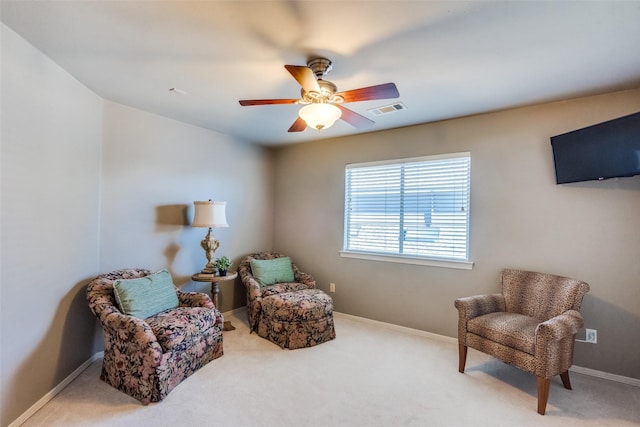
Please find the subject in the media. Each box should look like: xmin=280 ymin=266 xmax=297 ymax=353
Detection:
xmin=458 ymin=344 xmax=467 ymax=373
xmin=537 ymin=376 xmax=551 ymax=415
xmin=560 ymin=370 xmax=572 ymax=390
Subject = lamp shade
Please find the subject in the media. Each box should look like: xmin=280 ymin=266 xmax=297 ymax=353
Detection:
xmin=298 ymin=103 xmax=342 ymax=130
xmin=193 ymin=200 xmax=228 ymax=228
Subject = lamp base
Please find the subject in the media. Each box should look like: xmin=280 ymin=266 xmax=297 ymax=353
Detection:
xmin=200 ymin=227 xmax=219 ymax=274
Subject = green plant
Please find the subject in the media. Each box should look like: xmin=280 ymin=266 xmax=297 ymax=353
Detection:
xmin=214 ymin=255 xmax=232 ymax=271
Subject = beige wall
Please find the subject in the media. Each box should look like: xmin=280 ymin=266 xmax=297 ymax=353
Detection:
xmin=0 ymin=24 xmax=273 ymax=426
xmin=272 ymin=88 xmax=640 ymax=379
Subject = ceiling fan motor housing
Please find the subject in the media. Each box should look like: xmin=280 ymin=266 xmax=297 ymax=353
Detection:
xmin=307 ymin=57 xmax=333 ymax=79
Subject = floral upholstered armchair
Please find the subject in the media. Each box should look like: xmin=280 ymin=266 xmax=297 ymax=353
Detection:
xmin=455 ymin=269 xmax=589 ymax=415
xmin=86 ymin=268 xmax=224 ymax=404
xmin=239 ymin=252 xmax=336 ymax=349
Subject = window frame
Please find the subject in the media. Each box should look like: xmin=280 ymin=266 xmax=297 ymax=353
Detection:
xmin=340 ymin=152 xmax=473 ymax=270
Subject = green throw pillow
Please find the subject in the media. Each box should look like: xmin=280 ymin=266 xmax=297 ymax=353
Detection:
xmin=250 ymin=257 xmax=295 ymax=287
xmin=113 ymin=269 xmax=179 ymax=319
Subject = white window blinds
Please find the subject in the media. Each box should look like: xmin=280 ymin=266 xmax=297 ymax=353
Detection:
xmin=344 ymin=152 xmax=471 ymax=262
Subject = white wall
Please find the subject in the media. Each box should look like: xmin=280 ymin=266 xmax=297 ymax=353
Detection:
xmin=1 ymin=24 xmax=103 ymax=426
xmin=0 ymin=24 xmax=274 ymax=426
xmin=99 ymin=101 xmax=274 ymax=310
xmin=272 ymin=88 xmax=640 ymax=379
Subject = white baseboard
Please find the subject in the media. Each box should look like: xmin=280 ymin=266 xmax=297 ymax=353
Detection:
xmin=9 ymin=351 xmax=104 ymax=427
xmin=334 ymin=311 xmax=640 ymax=388
xmin=569 ymin=365 xmax=640 ymax=387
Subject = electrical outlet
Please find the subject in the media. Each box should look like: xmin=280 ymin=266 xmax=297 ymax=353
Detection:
xmin=329 ymin=282 xmax=336 ymax=293
xmin=585 ymin=328 xmax=597 ymax=344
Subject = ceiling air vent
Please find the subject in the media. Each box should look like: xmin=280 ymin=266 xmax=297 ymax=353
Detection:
xmin=368 ymin=102 xmax=407 ymax=116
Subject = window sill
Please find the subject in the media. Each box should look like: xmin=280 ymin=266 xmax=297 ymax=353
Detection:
xmin=339 ymin=251 xmax=474 ymax=270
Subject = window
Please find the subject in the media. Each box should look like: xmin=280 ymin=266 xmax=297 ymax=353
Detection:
xmin=342 ymin=152 xmax=471 ymax=269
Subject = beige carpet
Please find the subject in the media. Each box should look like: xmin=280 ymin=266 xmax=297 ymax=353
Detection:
xmin=21 ymin=311 xmax=640 ymax=427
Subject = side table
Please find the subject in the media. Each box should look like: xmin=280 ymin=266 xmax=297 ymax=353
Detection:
xmin=191 ymin=271 xmax=238 ymax=331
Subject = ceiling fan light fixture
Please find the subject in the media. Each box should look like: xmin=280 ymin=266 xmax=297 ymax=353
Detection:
xmin=239 ymin=58 xmax=399 ymax=133
xmin=298 ymin=103 xmax=342 ymax=131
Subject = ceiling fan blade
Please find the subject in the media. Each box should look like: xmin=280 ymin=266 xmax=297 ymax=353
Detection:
xmin=284 ymin=65 xmax=321 ymax=93
xmin=337 ymin=105 xmax=375 ymax=129
xmin=239 ymin=99 xmax=299 ymax=106
xmin=336 ymin=83 xmax=399 ymax=103
xmin=288 ymin=116 xmax=307 ymax=132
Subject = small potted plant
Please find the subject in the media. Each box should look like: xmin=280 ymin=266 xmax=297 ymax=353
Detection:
xmin=214 ymin=255 xmax=232 ymax=276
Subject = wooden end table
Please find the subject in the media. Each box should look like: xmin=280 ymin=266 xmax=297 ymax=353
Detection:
xmin=191 ymin=271 xmax=238 ymax=331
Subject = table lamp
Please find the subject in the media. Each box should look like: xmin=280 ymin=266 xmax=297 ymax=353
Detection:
xmin=192 ymin=200 xmax=228 ymax=274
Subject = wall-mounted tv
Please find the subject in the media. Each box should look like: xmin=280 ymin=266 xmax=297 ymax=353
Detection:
xmin=550 ymin=112 xmax=640 ymax=184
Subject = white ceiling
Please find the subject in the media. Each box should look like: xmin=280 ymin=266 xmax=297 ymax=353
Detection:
xmin=2 ymin=1 xmax=640 ymax=147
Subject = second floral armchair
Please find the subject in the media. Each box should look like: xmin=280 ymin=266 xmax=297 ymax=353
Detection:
xmin=239 ymin=252 xmax=336 ymax=349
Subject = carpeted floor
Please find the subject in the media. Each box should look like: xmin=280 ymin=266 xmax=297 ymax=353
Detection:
xmin=20 ymin=311 xmax=640 ymax=426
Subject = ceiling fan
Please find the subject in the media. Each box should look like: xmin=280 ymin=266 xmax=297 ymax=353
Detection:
xmin=239 ymin=57 xmax=400 ymax=132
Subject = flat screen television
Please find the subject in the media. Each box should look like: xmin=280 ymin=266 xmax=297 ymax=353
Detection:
xmin=550 ymin=112 xmax=640 ymax=184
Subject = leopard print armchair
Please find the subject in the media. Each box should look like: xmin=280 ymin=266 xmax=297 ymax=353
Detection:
xmin=455 ymin=269 xmax=589 ymax=415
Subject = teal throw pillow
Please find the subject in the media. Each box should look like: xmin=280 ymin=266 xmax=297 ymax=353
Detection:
xmin=113 ymin=269 xmax=179 ymax=319
xmin=250 ymin=257 xmax=295 ymax=287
